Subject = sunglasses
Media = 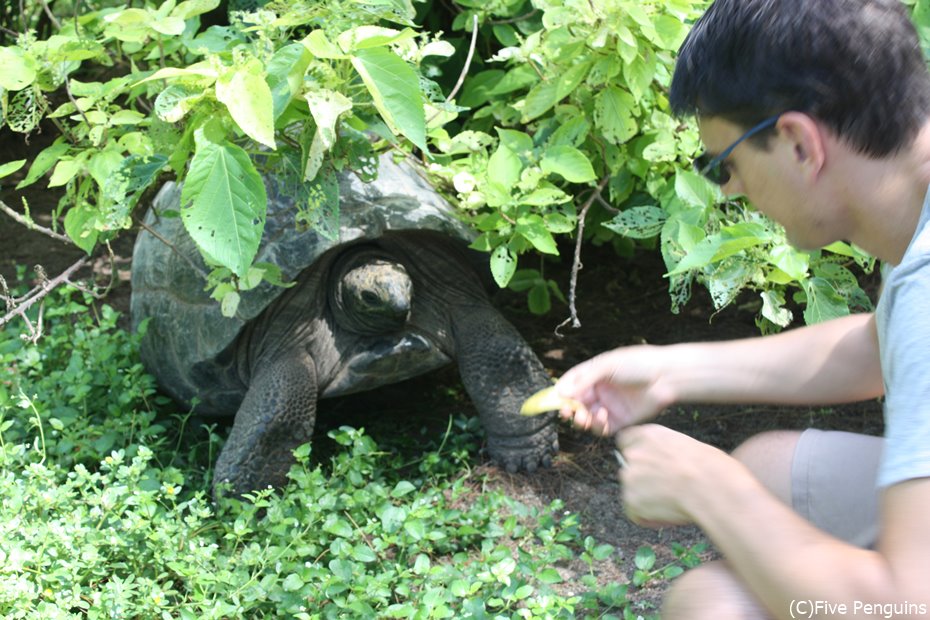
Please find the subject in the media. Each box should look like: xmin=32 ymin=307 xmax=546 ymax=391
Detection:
xmin=693 ymin=114 xmax=782 ymax=185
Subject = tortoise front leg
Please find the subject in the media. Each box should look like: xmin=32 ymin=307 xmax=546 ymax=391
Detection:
xmin=213 ymin=348 xmax=318 ymax=498
xmin=450 ymin=305 xmax=559 ymax=473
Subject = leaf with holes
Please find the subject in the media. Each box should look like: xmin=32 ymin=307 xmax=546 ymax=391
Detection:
xmin=490 ymin=244 xmax=517 ymax=288
xmin=180 ymin=132 xmax=266 ymax=277
xmin=602 ymin=205 xmax=666 ymax=239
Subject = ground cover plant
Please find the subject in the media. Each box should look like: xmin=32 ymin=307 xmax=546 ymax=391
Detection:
xmin=0 ymin=287 xmax=707 ymax=618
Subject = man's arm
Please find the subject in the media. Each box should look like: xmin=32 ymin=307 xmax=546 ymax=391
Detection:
xmin=557 ymin=313 xmax=884 ymax=434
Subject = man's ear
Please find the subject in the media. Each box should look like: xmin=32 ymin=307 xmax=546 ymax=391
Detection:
xmin=776 ymin=112 xmax=826 ymax=179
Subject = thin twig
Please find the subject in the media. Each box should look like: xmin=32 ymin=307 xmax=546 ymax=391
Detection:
xmin=595 ymin=193 xmax=619 ymax=214
xmin=0 ymin=199 xmax=73 ymax=245
xmin=135 ymin=217 xmax=209 ymax=280
xmin=426 ymin=14 xmax=479 ymax=125
xmin=0 ymin=256 xmax=90 ymax=333
xmin=555 ymin=175 xmax=611 ymax=336
xmin=36 ymin=0 xmax=61 ymax=30
xmin=444 ymin=15 xmax=478 ymax=104
xmin=64 ymin=78 xmax=92 ymax=127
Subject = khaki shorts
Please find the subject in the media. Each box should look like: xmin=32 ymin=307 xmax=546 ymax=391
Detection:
xmin=791 ymin=429 xmax=884 ymax=548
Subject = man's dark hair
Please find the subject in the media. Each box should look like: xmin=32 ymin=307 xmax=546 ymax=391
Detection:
xmin=669 ymin=0 xmax=930 ymax=156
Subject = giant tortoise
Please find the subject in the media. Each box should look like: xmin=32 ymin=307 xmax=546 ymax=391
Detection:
xmin=131 ymin=154 xmax=559 ymax=496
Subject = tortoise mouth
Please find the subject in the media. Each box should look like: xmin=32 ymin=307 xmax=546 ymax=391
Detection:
xmin=322 ymin=333 xmax=450 ymax=396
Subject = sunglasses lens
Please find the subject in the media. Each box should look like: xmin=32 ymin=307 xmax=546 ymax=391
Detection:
xmin=693 ymin=154 xmax=729 ymax=186
xmin=708 ymin=163 xmax=730 ymax=185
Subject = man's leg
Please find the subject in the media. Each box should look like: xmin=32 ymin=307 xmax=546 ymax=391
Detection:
xmin=661 ymin=429 xmax=883 ymax=619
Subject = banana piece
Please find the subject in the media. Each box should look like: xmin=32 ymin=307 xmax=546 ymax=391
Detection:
xmin=519 ymin=386 xmax=583 ymax=416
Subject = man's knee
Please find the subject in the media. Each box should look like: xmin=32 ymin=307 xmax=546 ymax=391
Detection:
xmin=663 ymin=561 xmax=770 ymax=620
xmin=731 ymin=430 xmax=802 ymax=505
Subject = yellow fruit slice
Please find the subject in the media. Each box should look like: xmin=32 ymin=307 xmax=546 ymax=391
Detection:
xmin=519 ymin=386 xmax=582 ymax=416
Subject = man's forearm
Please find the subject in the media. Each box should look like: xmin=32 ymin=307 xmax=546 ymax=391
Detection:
xmin=657 ymin=312 xmax=883 ymax=406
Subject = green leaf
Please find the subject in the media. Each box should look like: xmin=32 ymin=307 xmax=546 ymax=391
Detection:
xmin=350 ymin=47 xmax=426 ymax=151
xmin=490 ymin=244 xmax=517 ymax=288
xmin=48 ymin=158 xmax=83 ymax=188
xmin=282 ymin=573 xmax=304 ymax=592
xmin=63 ymin=203 xmax=99 ymax=254
xmin=301 ymin=30 xmax=347 ymax=59
xmin=521 ymin=187 xmax=570 ymax=206
xmin=666 ymin=235 xmax=721 ymax=276
xmin=521 ymin=80 xmax=559 ymax=123
xmin=171 ymin=0 xmax=221 ymax=20
xmin=634 ymin=546 xmax=656 ymax=571
xmin=594 ymin=87 xmax=637 ymax=145
xmin=134 ymin=63 xmax=218 ymax=85
xmin=675 ymin=169 xmax=718 ymax=210
xmin=180 ymin=132 xmax=267 ymax=277
xmin=592 ymin=543 xmax=615 ymax=561
xmin=556 ymin=61 xmax=591 ymax=100
xmin=545 ymin=212 xmax=576 ymax=234
xmin=540 ymin=145 xmax=596 ymax=183
xmin=537 ymin=568 xmax=563 ymax=584
xmin=527 ymin=282 xmax=551 ymax=314
xmin=352 ymin=544 xmax=377 ymax=563
xmin=654 ymin=14 xmax=689 ymax=50
xmin=602 ymin=206 xmax=666 ymax=239
xmin=516 ymin=215 xmax=559 ymax=255
xmin=337 ymin=26 xmax=417 ymax=52
xmin=488 ymin=143 xmax=522 ymax=187
xmin=323 ymin=515 xmax=354 ymax=538
xmin=801 ymin=277 xmax=850 ymax=324
xmin=266 ymin=43 xmax=312 ymax=120
xmin=768 ymin=244 xmax=809 ymax=280
xmin=154 ymin=84 xmax=205 ymax=123
xmin=215 ymin=59 xmax=276 ymax=149
xmin=17 ymin=139 xmax=69 ymax=189
xmin=496 ymin=128 xmax=534 ymax=155
xmin=0 ymin=159 xmax=26 ymax=179
xmin=0 ymin=47 xmax=36 ymax=91
xmin=391 ymin=481 xmax=416 ymax=497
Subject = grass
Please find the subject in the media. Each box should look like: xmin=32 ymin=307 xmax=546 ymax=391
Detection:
xmin=0 ymin=286 xmax=700 ymax=619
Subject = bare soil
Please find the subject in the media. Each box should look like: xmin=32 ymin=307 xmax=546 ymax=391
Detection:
xmin=0 ymin=127 xmax=883 ymax=613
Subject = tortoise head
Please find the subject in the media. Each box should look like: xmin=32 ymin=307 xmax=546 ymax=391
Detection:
xmin=329 ymin=246 xmax=413 ymax=335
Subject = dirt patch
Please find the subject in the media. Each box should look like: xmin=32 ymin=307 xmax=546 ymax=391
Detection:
xmin=0 ymin=126 xmax=882 ymax=610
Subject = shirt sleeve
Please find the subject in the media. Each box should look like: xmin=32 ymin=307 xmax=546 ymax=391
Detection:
xmin=877 ymin=257 xmax=930 ymax=487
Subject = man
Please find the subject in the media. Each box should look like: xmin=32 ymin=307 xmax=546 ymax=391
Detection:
xmin=554 ymin=0 xmax=930 ymax=617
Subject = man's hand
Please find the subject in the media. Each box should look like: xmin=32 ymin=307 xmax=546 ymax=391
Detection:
xmin=554 ymin=345 xmax=675 ymax=436
xmin=617 ymin=424 xmax=742 ymax=528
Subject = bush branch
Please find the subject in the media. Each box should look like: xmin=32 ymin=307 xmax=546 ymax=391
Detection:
xmin=0 ymin=199 xmax=73 ymax=245
xmin=0 ymin=256 xmax=90 ymax=341
xmin=555 ymin=175 xmax=611 ymax=336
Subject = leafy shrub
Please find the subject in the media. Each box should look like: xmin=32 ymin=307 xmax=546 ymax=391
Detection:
xmin=0 ymin=0 xmax=883 ymax=331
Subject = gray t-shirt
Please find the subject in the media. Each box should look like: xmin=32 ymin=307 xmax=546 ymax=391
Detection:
xmin=875 ymin=187 xmax=930 ymax=487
